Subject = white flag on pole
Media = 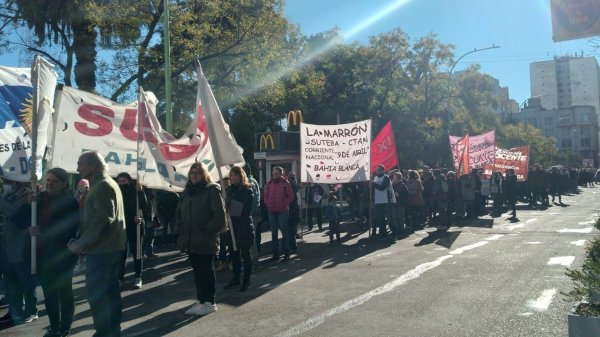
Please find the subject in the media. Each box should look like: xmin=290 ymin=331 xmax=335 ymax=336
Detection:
xmin=196 ymin=63 xmax=245 ymax=168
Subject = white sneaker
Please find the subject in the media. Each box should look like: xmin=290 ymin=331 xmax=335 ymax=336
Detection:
xmin=194 ymin=302 xmax=217 ymax=316
xmin=134 ymin=278 xmax=143 ymax=289
xmin=185 ymin=301 xmax=202 ymax=315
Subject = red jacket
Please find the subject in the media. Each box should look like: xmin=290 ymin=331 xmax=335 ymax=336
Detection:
xmin=264 ymin=177 xmax=294 ymax=213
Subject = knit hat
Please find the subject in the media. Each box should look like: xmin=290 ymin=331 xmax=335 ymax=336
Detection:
xmin=46 ymin=167 xmax=69 ymax=183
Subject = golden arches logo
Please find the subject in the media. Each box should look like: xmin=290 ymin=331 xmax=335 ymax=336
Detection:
xmin=287 ymin=110 xmax=303 ymax=127
xmin=259 ymin=134 xmax=275 ymax=150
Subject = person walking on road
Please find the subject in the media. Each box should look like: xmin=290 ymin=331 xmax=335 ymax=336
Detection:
xmin=504 ymin=169 xmax=519 ymax=219
xmin=264 ymin=166 xmax=294 ymax=261
xmin=223 ymin=166 xmax=255 ymax=292
xmin=68 ymin=151 xmax=127 ymax=337
xmin=116 ymin=172 xmax=149 ymax=290
xmin=15 ymin=168 xmax=79 ymax=337
xmin=177 ymin=163 xmax=226 ymax=316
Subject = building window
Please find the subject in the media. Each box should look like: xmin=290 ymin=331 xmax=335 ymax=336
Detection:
xmin=581 ymin=137 xmax=591 ymax=147
xmin=562 ymin=139 xmax=572 ymax=148
xmin=581 ymin=113 xmax=590 ymax=123
xmin=559 ymin=113 xmax=571 ymax=123
xmin=545 ymin=129 xmax=553 ymax=137
xmin=527 ymin=118 xmax=537 ymax=126
xmin=545 ymin=117 xmax=553 ymax=125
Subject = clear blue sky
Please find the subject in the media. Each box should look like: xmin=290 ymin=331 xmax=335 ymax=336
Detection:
xmin=284 ymin=0 xmax=600 ymax=106
xmin=1 ymin=0 xmax=597 ymax=107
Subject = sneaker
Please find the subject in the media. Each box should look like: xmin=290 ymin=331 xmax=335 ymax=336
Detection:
xmin=134 ymin=278 xmax=143 ymax=289
xmin=223 ymin=280 xmax=241 ymax=290
xmin=194 ymin=302 xmax=217 ymax=316
xmin=21 ymin=313 xmax=38 ymax=323
xmin=185 ymin=301 xmax=202 ymax=315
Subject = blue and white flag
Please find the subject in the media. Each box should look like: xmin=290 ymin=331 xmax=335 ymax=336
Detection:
xmin=0 ymin=59 xmax=56 ymax=182
xmin=0 ymin=66 xmax=34 ymax=182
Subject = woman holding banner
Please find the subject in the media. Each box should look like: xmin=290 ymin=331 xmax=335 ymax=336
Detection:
xmin=223 ymin=166 xmax=255 ymax=292
xmin=14 ymin=168 xmax=79 ymax=336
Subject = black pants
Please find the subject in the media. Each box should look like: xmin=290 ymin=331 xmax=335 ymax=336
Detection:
xmin=188 ymin=254 xmax=216 ymax=304
xmin=39 ymin=255 xmax=75 ymax=332
xmin=229 ymin=245 xmax=252 ymax=283
xmin=307 ymin=207 xmax=322 ymax=230
xmin=120 ymin=226 xmax=143 ymax=280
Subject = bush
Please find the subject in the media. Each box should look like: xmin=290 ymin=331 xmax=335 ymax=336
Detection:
xmin=564 ymin=236 xmax=600 ymax=316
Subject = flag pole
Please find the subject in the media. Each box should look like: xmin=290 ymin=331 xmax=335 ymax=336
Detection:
xmin=135 ymin=88 xmax=144 ymax=261
xmin=368 ymin=118 xmax=373 ymax=238
xmin=30 ymin=56 xmax=40 ymax=275
xmin=163 ymin=0 xmax=173 ymax=133
xmin=197 ymin=61 xmax=238 ymax=251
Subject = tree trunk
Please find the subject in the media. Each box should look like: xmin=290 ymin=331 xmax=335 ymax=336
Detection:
xmin=72 ymin=20 xmax=97 ymax=92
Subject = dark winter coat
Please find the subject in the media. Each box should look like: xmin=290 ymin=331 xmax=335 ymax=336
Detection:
xmin=226 ymin=184 xmax=255 ymax=249
xmin=177 ymin=182 xmax=226 ymax=255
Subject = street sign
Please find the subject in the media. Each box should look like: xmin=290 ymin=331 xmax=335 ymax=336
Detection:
xmin=255 ymin=159 xmax=266 ymax=170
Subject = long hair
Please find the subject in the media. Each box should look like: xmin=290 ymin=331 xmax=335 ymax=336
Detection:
xmin=184 ymin=162 xmax=212 ymax=192
xmin=229 ymin=166 xmax=251 ymax=188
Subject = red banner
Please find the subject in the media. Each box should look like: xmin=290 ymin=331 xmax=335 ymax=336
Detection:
xmin=371 ymin=121 xmax=398 ymax=173
xmin=484 ymin=145 xmax=530 ymax=181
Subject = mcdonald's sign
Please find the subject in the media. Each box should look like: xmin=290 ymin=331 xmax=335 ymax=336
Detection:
xmin=287 ymin=110 xmax=303 ymax=129
xmin=259 ymin=134 xmax=275 ymax=150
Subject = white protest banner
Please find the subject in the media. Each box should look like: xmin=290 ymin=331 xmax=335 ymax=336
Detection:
xmin=449 ymin=130 xmax=496 ymax=171
xmin=50 ymin=87 xmax=209 ymax=190
xmin=301 ymin=120 xmax=371 ymax=184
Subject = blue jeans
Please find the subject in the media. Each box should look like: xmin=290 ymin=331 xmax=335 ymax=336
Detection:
xmin=86 ymin=251 xmax=123 ymax=337
xmin=143 ymin=226 xmax=156 ymax=256
xmin=269 ymin=211 xmax=289 ymax=255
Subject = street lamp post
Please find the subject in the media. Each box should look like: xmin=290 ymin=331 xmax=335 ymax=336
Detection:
xmin=446 ymin=45 xmax=501 ymax=132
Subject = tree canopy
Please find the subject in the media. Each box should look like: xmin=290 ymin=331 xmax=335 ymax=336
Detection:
xmin=0 ymin=0 xmax=566 ymax=169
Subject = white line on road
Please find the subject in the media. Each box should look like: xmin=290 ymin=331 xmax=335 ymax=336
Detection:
xmin=525 ymin=242 xmax=542 ymax=245
xmin=577 ymin=220 xmax=595 ymax=225
xmin=557 ymin=228 xmax=593 ymax=233
xmin=547 ymin=256 xmax=575 ymax=267
xmin=276 ymin=238 xmax=497 ymax=337
xmin=357 ymin=252 xmax=392 ymax=261
xmin=525 ymin=218 xmax=538 ymax=223
xmin=526 ymin=289 xmax=557 ymax=312
xmin=570 ymin=240 xmax=587 ymax=246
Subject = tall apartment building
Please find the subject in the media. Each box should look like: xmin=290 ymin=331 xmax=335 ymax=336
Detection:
xmin=530 ymin=56 xmax=600 ymax=120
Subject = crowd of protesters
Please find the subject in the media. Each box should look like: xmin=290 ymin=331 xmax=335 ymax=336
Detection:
xmin=0 ymin=149 xmax=598 ymax=336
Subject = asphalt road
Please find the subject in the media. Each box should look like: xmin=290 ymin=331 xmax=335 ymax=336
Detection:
xmin=1 ymin=187 xmax=598 ymax=337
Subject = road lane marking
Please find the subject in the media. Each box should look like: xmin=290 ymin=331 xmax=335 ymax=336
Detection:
xmin=557 ymin=228 xmax=593 ymax=233
xmin=526 ymin=289 xmax=557 ymax=312
xmin=570 ymin=240 xmax=587 ymax=246
xmin=547 ymin=256 xmax=575 ymax=267
xmin=357 ymin=252 xmax=392 ymax=261
xmin=275 ymin=255 xmax=453 ymax=337
xmin=577 ymin=220 xmax=595 ymax=225
xmin=525 ymin=218 xmax=538 ymax=223
xmin=505 ymin=223 xmax=524 ymax=231
xmin=276 ymin=237 xmax=498 ymax=337
xmin=525 ymin=241 xmax=542 ymax=244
